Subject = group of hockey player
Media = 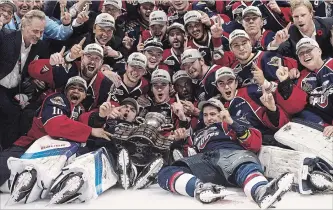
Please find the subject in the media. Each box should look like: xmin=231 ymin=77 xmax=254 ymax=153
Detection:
xmin=0 ymin=0 xmax=332 ymax=209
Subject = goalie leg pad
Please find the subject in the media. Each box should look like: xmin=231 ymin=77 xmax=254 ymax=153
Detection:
xmin=6 ymin=136 xmax=79 ymax=204
xmin=258 ymin=146 xmax=318 ymax=195
xmin=274 ymin=121 xmax=333 ymax=166
xmin=49 ymin=147 xmax=118 ymax=204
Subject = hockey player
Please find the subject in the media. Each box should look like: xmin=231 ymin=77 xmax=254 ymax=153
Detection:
xmin=68 ymin=13 xmax=127 ymax=70
xmin=0 ymin=76 xmax=112 ymax=192
xmin=183 ymin=11 xmax=229 ymax=66
xmin=280 ymin=38 xmax=333 ymax=127
xmin=214 ymin=67 xmax=289 ymax=137
xmin=109 ymin=52 xmax=150 ymax=103
xmin=162 ymin=23 xmax=186 ymax=75
xmin=219 ymin=29 xmax=298 ymax=91
xmin=157 ymin=98 xmax=294 ymax=209
xmin=140 ymin=10 xmax=170 ymax=49
xmin=125 ymin=0 xmax=155 ymax=52
xmin=28 ymin=43 xmax=113 ymax=111
xmin=139 ymin=69 xmax=191 ymax=133
xmin=181 ymin=48 xmax=220 ymax=101
xmin=240 ymin=6 xmax=277 ymax=51
xmin=225 ymin=0 xmax=291 ymax=32
xmin=172 ymin=70 xmax=200 ymax=127
xmin=141 ymin=37 xmax=169 ymax=81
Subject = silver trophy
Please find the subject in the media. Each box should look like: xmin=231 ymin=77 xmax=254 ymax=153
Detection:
xmin=136 ymin=112 xmax=174 ymax=131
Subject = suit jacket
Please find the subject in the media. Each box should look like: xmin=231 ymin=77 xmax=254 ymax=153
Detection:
xmin=0 ymin=29 xmax=50 ymax=82
xmin=277 ymin=17 xmax=333 ymax=60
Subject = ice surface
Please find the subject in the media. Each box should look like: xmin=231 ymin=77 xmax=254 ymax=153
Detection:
xmin=1 ymin=185 xmax=332 ymax=209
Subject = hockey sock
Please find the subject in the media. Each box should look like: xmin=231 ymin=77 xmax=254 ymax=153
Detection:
xmin=235 ymin=163 xmax=268 ymax=201
xmin=158 ymin=166 xmax=199 ymax=197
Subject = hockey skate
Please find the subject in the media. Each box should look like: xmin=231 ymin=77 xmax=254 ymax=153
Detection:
xmin=6 ymin=167 xmax=37 ymax=206
xmin=117 ymin=149 xmax=137 ymax=190
xmin=194 ymin=182 xmax=235 ymax=204
xmin=133 ymin=158 xmax=164 ymax=190
xmin=48 ymin=172 xmax=84 ymax=205
xmin=254 ymin=173 xmax=294 ymax=209
xmin=309 ymin=171 xmax=333 ymax=193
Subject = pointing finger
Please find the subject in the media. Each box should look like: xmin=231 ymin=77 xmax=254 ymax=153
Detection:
xmin=252 ymin=62 xmax=261 ymax=71
xmin=285 ymin=22 xmax=292 ymax=32
xmin=79 ymin=37 xmax=86 ymax=46
xmin=59 ymin=46 xmax=66 ymax=56
xmin=138 ymin=34 xmax=142 ymax=44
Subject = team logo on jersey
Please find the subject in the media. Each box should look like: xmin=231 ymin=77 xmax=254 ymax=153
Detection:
xmin=301 ymin=81 xmax=314 ymax=93
xmin=234 ymin=65 xmax=242 ymax=74
xmin=50 ymin=96 xmax=66 ymax=107
xmin=40 ymin=65 xmax=49 ymax=74
xmin=164 ymin=60 xmax=175 ymax=65
xmin=267 ymin=56 xmax=282 ymax=67
xmin=114 ymin=88 xmax=124 ymax=95
xmin=263 ymin=17 xmax=268 ymax=26
xmin=198 ymin=92 xmax=206 ymax=101
xmin=194 ymin=126 xmax=219 ymax=150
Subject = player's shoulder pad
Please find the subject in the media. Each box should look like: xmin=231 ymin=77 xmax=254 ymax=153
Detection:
xmin=263 ymin=51 xmax=283 ymax=67
xmin=44 ymin=92 xmax=70 ymax=109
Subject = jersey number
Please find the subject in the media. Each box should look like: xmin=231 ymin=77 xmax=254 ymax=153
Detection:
xmin=52 ymin=107 xmax=63 ymax=115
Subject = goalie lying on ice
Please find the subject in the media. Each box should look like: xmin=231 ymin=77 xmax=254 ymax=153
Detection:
xmin=0 ymin=76 xmax=113 ymax=204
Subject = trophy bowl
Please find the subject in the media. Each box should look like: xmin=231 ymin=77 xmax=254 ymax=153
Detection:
xmin=144 ymin=112 xmax=167 ymax=128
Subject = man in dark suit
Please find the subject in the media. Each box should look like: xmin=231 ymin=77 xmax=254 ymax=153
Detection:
xmin=0 ymin=9 xmax=49 ymax=150
xmin=276 ymin=0 xmax=333 ymax=60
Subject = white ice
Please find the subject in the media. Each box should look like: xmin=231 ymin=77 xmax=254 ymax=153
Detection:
xmin=1 ymin=185 xmax=332 ymax=209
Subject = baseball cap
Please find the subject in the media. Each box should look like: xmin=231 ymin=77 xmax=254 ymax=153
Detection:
xmin=198 ymin=98 xmax=224 ymax=111
xmin=121 ymin=98 xmax=139 ymax=113
xmin=167 ymin=22 xmax=185 ymax=34
xmin=95 ymin=13 xmax=115 ymax=29
xmin=215 ymin=67 xmax=236 ymax=82
xmin=296 ymin=38 xmax=320 ymax=55
xmin=0 ymin=0 xmax=16 ymax=12
xmin=184 ymin=10 xmax=202 ymax=26
xmin=143 ymin=37 xmax=163 ymax=52
xmin=181 ymin=49 xmax=203 ymax=64
xmin=138 ymin=0 xmax=155 ymax=5
xmin=65 ymin=76 xmax=88 ymax=92
xmin=172 ymin=70 xmax=190 ymax=84
xmin=103 ymin=0 xmax=122 ymax=10
xmin=83 ymin=43 xmax=104 ymax=58
xmin=229 ymin=29 xmax=250 ymax=46
xmin=242 ymin=6 xmax=262 ymax=18
xmin=127 ymin=52 xmax=147 ymax=69
xmin=149 ymin=10 xmax=167 ymax=26
xmin=151 ymin=69 xmax=171 ymax=84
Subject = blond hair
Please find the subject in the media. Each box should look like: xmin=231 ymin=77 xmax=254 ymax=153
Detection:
xmin=21 ymin=10 xmax=46 ymax=28
xmin=290 ymin=0 xmax=314 ymax=13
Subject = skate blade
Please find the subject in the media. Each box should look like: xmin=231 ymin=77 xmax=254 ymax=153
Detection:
xmin=199 ymin=190 xmax=236 ymax=203
xmin=310 ymin=173 xmax=333 ymax=192
xmin=118 ymin=150 xmax=130 ymax=190
xmin=46 ymin=194 xmax=80 ymax=206
xmin=133 ymin=159 xmax=164 ymax=190
xmin=6 ymin=172 xmax=35 ymax=206
xmin=48 ymin=175 xmax=83 ymax=205
xmin=260 ymin=173 xmax=294 ymax=209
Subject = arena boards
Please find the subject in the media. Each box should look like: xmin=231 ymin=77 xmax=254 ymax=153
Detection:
xmin=0 ymin=185 xmax=332 ymax=209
